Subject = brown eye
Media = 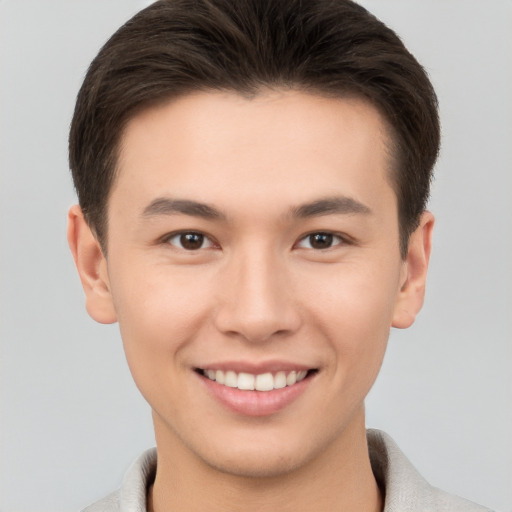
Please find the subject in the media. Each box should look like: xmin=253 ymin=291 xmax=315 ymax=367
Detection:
xmin=309 ymin=233 xmax=333 ymax=249
xmin=180 ymin=233 xmax=204 ymax=250
xmin=166 ymin=232 xmax=213 ymax=250
xmin=297 ymin=232 xmax=343 ymax=250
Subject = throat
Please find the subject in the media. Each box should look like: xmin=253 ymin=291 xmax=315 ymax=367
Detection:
xmin=149 ymin=404 xmax=380 ymax=512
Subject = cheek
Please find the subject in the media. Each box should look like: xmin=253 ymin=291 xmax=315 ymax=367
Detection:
xmin=108 ymin=263 xmax=214 ymax=383
xmin=301 ymin=260 xmax=400 ymax=376
xmin=313 ymin=282 xmax=393 ymax=417
xmin=304 ymin=258 xmax=400 ymax=329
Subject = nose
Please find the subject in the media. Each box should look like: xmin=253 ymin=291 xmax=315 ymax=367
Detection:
xmin=213 ymin=248 xmax=301 ymax=343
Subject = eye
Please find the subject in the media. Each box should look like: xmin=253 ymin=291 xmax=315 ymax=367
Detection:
xmin=296 ymin=232 xmax=344 ymax=250
xmin=165 ymin=231 xmax=215 ymax=251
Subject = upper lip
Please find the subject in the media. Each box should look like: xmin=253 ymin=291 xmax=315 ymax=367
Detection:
xmin=195 ymin=360 xmax=317 ymax=374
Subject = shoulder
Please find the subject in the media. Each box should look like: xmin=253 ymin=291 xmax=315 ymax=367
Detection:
xmin=81 ymin=491 xmax=120 ymax=512
xmin=367 ymin=429 xmax=493 ymax=512
xmin=428 ymin=486 xmax=494 ymax=512
xmin=80 ymin=448 xmax=157 ymax=512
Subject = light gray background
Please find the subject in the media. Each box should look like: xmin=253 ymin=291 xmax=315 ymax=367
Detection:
xmin=1 ymin=1 xmax=510 ymax=511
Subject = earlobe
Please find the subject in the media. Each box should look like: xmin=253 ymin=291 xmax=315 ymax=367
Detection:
xmin=392 ymin=211 xmax=434 ymax=329
xmin=67 ymin=205 xmax=117 ymax=324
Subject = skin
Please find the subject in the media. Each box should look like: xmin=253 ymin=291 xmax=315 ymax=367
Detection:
xmin=68 ymin=90 xmax=433 ymax=512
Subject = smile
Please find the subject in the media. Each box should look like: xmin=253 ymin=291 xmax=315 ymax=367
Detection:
xmin=198 ymin=369 xmax=310 ymax=392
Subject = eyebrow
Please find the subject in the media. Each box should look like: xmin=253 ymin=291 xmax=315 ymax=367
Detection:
xmin=141 ymin=195 xmax=371 ymax=221
xmin=142 ymin=198 xmax=225 ymax=220
xmin=291 ymin=196 xmax=372 ymax=218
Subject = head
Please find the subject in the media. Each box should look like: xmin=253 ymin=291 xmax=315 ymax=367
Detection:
xmin=69 ymin=0 xmax=439 ymax=258
xmin=67 ymin=0 xmax=438 ymax=487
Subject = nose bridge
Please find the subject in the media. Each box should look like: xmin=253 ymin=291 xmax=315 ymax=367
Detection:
xmin=215 ymin=242 xmax=299 ymax=342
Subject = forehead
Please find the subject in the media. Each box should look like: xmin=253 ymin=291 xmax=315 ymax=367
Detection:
xmin=113 ymin=90 xmax=396 ymax=217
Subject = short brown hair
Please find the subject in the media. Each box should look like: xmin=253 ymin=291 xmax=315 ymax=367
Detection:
xmin=69 ymin=0 xmax=440 ymax=257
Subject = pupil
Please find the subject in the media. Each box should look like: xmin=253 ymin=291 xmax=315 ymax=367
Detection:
xmin=180 ymin=233 xmax=203 ymax=250
xmin=310 ymin=233 xmax=333 ymax=249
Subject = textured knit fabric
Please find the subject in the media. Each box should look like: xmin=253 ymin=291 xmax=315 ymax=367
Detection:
xmin=81 ymin=429 xmax=493 ymax=512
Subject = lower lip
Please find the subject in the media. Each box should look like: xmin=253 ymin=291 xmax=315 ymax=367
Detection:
xmin=198 ymin=372 xmax=315 ymax=417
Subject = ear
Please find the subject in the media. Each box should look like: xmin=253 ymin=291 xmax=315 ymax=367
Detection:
xmin=67 ymin=205 xmax=117 ymax=324
xmin=392 ymin=211 xmax=434 ymax=329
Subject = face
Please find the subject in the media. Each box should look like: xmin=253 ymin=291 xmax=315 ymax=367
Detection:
xmin=69 ymin=90 xmax=432 ymax=478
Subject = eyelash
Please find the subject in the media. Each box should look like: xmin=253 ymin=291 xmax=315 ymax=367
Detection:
xmin=295 ymin=232 xmax=347 ymax=250
xmin=163 ymin=231 xmax=217 ymax=251
xmin=162 ymin=230 xmax=349 ymax=251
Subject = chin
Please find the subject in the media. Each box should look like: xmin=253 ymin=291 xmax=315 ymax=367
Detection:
xmin=187 ymin=423 xmax=333 ymax=480
xmin=201 ymin=447 xmax=307 ymax=479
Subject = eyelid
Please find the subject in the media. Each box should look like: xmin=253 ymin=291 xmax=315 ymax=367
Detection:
xmin=161 ymin=230 xmax=219 ymax=250
xmin=159 ymin=229 xmax=352 ymax=251
xmin=295 ymin=231 xmax=351 ymax=250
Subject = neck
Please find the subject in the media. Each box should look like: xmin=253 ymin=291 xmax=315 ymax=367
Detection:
xmin=149 ymin=409 xmax=382 ymax=512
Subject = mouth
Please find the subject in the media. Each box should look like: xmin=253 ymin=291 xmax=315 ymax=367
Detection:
xmin=195 ymin=365 xmax=319 ymax=416
xmin=195 ymin=368 xmax=318 ymax=392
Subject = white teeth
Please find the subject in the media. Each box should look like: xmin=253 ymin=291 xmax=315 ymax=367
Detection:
xmin=255 ymin=372 xmax=274 ymax=391
xmin=215 ymin=369 xmax=225 ymax=385
xmin=297 ymin=370 xmax=308 ymax=381
xmin=286 ymin=371 xmax=297 ymax=386
xmin=237 ymin=372 xmax=255 ymax=390
xmin=274 ymin=371 xmax=287 ymax=389
xmin=203 ymin=368 xmax=311 ymax=391
xmin=225 ymin=370 xmax=238 ymax=388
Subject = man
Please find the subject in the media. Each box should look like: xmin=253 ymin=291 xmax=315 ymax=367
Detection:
xmin=67 ymin=0 xmax=492 ymax=510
